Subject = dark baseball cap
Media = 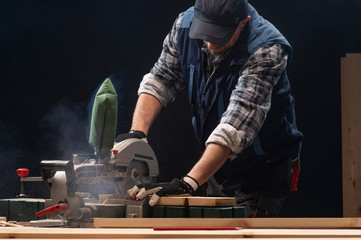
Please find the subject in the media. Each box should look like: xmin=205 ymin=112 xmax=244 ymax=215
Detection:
xmin=189 ymin=0 xmax=249 ymax=46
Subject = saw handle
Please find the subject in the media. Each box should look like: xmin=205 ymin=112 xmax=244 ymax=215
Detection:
xmin=35 ymin=203 xmax=68 ymax=217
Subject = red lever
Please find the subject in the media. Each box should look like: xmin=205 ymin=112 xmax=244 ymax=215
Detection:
xmin=16 ymin=168 xmax=29 ymax=178
xmin=35 ymin=203 xmax=68 ymax=217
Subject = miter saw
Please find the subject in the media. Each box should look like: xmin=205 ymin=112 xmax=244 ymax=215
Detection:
xmin=33 ymin=138 xmax=158 ymax=227
xmin=30 ymin=78 xmax=159 ymax=227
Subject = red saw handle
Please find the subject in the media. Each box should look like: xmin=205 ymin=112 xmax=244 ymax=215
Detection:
xmin=35 ymin=203 xmax=68 ymax=217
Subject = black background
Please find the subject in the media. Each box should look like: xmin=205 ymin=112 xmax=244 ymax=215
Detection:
xmin=1 ymin=0 xmax=361 ymax=217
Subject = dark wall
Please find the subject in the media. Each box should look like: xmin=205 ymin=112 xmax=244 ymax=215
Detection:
xmin=1 ymin=0 xmax=360 ymax=217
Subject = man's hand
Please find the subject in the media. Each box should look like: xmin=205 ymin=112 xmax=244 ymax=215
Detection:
xmin=127 ymin=176 xmax=199 ymax=206
xmin=115 ymin=130 xmax=147 ymax=142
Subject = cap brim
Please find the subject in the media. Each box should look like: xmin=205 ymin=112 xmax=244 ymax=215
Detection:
xmin=189 ymin=16 xmax=237 ymax=46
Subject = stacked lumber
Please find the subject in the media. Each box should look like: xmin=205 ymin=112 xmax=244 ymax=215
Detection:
xmin=151 ymin=196 xmax=242 ymax=218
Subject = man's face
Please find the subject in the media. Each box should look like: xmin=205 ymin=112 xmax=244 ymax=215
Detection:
xmin=204 ymin=40 xmax=234 ymax=57
xmin=204 ymin=16 xmax=250 ymax=57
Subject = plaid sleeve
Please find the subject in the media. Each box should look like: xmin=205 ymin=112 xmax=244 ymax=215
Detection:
xmin=206 ymin=44 xmax=289 ymax=159
xmin=138 ymin=13 xmax=185 ymax=107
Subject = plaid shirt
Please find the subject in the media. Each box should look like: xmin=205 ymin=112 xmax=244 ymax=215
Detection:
xmin=139 ymin=12 xmax=289 ymax=159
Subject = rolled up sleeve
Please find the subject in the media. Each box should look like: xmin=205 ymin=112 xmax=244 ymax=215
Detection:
xmin=206 ymin=44 xmax=289 ymax=159
xmin=138 ymin=13 xmax=185 ymax=107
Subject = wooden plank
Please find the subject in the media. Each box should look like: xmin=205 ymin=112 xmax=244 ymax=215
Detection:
xmin=187 ymin=197 xmax=235 ymax=206
xmin=239 ymin=217 xmax=361 ymax=229
xmin=0 ymin=220 xmax=24 ymax=227
xmin=3 ymin=224 xmax=361 ymax=239
xmin=341 ymin=54 xmax=361 ymax=217
xmin=0 ymin=227 xmax=245 ymax=239
xmin=94 ymin=218 xmax=240 ymax=228
xmin=94 ymin=217 xmax=361 ymax=229
xmin=156 ymin=196 xmax=187 ymax=206
xmin=240 ymin=228 xmax=361 ymax=238
xmin=155 ymin=196 xmax=235 ymax=206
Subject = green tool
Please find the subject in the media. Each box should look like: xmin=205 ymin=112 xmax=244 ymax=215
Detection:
xmin=89 ymin=78 xmax=118 ymax=160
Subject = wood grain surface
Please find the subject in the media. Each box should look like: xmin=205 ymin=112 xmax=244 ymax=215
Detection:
xmin=155 ymin=196 xmax=235 ymax=206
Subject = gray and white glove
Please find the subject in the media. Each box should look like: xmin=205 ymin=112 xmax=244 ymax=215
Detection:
xmin=127 ymin=175 xmax=199 ymax=206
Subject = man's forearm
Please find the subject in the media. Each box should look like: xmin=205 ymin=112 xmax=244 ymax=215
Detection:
xmin=131 ymin=93 xmax=162 ymax=135
xmin=132 ymin=93 xmax=231 ymax=187
xmin=187 ymin=143 xmax=232 ymax=186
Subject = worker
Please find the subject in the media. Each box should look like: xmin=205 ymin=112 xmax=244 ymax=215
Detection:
xmin=116 ymin=0 xmax=303 ymax=217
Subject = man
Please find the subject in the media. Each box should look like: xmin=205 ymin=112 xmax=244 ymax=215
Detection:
xmin=117 ymin=0 xmax=303 ymax=217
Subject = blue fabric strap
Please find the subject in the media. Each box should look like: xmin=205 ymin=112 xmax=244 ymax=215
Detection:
xmin=253 ymin=135 xmax=266 ymax=155
xmin=217 ymin=90 xmax=225 ymax=119
xmin=188 ymin=64 xmax=195 ymax=104
xmin=180 ymin=7 xmax=194 ymax=28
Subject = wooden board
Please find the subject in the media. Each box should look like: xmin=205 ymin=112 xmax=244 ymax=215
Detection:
xmin=156 ymin=196 xmax=187 ymax=206
xmin=94 ymin=218 xmax=240 ymax=228
xmin=156 ymin=196 xmax=235 ymax=206
xmin=188 ymin=196 xmax=235 ymax=206
xmin=94 ymin=217 xmax=361 ymax=229
xmin=341 ymin=53 xmax=361 ymax=217
xmin=4 ymin=221 xmax=361 ymax=239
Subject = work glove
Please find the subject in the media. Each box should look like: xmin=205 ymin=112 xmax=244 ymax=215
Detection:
xmin=127 ymin=175 xmax=199 ymax=206
xmin=115 ymin=130 xmax=147 ymax=142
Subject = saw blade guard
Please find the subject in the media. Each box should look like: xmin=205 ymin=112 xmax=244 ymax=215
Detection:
xmin=111 ymin=138 xmax=159 ymax=198
xmin=73 ymin=138 xmax=159 ymax=198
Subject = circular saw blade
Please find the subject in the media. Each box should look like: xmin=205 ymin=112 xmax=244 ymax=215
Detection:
xmin=115 ymin=160 xmax=154 ymax=198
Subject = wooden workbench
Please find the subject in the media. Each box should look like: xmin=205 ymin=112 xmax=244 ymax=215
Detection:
xmin=2 ymin=218 xmax=361 ymax=239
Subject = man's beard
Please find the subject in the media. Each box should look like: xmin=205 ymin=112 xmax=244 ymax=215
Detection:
xmin=208 ymin=46 xmax=231 ymax=58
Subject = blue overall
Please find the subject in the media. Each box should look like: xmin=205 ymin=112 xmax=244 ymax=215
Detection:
xmin=178 ymin=5 xmax=303 ymax=217
xmin=178 ymin=3 xmax=303 ymax=176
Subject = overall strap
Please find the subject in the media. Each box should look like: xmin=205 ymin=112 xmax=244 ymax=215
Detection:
xmin=180 ymin=7 xmax=196 ymax=105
